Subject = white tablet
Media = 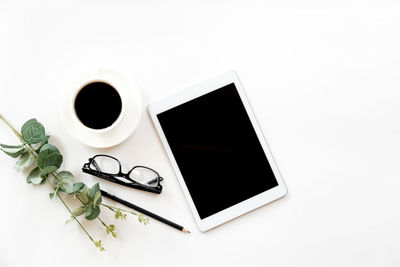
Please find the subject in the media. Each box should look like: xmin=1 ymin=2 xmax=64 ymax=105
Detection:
xmin=148 ymin=71 xmax=287 ymax=231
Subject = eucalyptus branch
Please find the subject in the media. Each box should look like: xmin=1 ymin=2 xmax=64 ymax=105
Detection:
xmin=0 ymin=118 xmax=101 ymax=249
xmin=0 ymin=116 xmax=149 ymax=251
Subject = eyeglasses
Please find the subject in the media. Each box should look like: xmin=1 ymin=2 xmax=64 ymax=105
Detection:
xmin=82 ymin=154 xmax=163 ymax=194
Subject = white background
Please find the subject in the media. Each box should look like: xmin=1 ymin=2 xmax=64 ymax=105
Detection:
xmin=1 ymin=0 xmax=400 ymax=266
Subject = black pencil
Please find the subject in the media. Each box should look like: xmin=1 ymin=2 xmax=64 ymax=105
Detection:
xmin=100 ymin=190 xmax=190 ymax=233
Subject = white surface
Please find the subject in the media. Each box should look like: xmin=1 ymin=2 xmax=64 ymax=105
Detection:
xmin=1 ymin=0 xmax=400 ymax=266
xmin=59 ymin=68 xmax=143 ymax=148
xmin=149 ymin=71 xmax=287 ymax=231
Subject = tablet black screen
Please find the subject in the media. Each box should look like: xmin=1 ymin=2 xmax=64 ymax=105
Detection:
xmin=157 ymin=83 xmax=278 ymax=219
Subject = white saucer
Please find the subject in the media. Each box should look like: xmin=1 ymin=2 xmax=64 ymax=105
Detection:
xmin=59 ymin=69 xmax=142 ymax=148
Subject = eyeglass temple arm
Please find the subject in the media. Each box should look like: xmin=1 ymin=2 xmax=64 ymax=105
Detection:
xmin=91 ymin=159 xmax=102 ymax=172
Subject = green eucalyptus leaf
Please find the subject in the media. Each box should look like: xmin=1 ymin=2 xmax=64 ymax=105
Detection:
xmin=58 ymin=171 xmax=73 ymax=181
xmin=58 ymin=171 xmax=74 ymax=193
xmin=37 ymin=151 xmax=51 ymax=169
xmin=39 ymin=143 xmax=59 ymax=154
xmin=1 ymin=147 xmax=26 ymax=158
xmin=39 ymin=174 xmax=48 ymax=184
xmin=0 ymin=144 xmax=24 ymax=149
xmin=59 ymin=179 xmax=74 ymax=194
xmin=21 ymin=119 xmax=38 ymax=137
xmin=71 ymin=206 xmax=85 ymax=218
xmin=15 ymin=152 xmax=35 ymax=172
xmin=77 ymin=186 xmax=90 ymax=204
xmin=21 ymin=122 xmax=45 ymax=144
xmin=37 ymin=144 xmax=59 ymax=169
xmin=90 ymin=183 xmax=100 ymax=199
xmin=43 ymin=152 xmax=62 ymax=169
xmin=49 ymin=186 xmax=60 ymax=200
xmin=21 ymin=118 xmax=38 ymax=132
xmin=40 ymin=166 xmax=58 ymax=176
xmin=73 ymin=182 xmax=85 ymax=194
xmin=30 ymin=177 xmax=44 ymax=184
xmin=27 ymin=167 xmax=43 ymax=184
xmin=84 ymin=204 xmax=100 ymax=220
xmin=93 ymin=190 xmax=102 ymax=207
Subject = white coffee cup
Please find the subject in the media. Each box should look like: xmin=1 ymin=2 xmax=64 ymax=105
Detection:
xmin=60 ymin=68 xmax=142 ymax=148
xmin=72 ymin=79 xmax=127 ymax=134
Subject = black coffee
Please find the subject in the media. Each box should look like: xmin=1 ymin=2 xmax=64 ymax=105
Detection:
xmin=74 ymin=82 xmax=122 ymax=129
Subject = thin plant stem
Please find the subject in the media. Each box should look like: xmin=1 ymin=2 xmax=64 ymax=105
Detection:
xmin=24 ymin=144 xmax=37 ymax=159
xmin=98 ymin=217 xmax=116 ymax=237
xmin=0 ymin=114 xmax=23 ymax=142
xmin=101 ymin=203 xmax=138 ymax=216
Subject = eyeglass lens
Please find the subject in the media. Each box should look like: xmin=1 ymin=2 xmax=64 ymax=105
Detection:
xmin=89 ymin=156 xmax=120 ymax=175
xmin=129 ymin=167 xmax=159 ymax=186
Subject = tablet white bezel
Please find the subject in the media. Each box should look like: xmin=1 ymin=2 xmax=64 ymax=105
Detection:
xmin=148 ymin=71 xmax=287 ymax=231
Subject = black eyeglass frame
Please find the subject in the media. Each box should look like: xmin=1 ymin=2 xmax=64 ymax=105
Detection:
xmin=82 ymin=154 xmax=163 ymax=194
